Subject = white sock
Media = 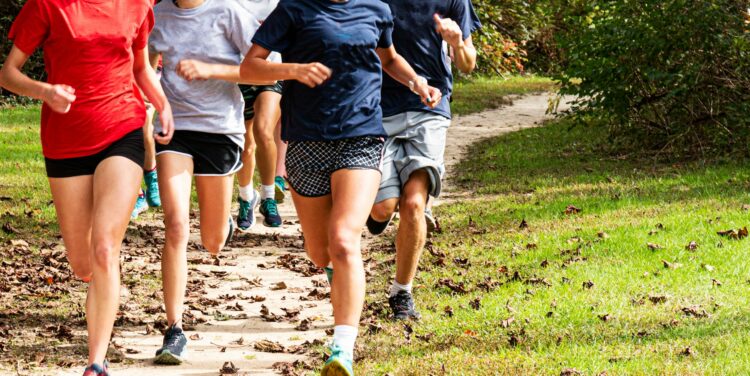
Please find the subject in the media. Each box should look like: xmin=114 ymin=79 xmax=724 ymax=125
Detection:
xmin=260 ymin=184 xmax=275 ymax=200
xmin=389 ymin=279 xmax=412 ymax=298
xmin=326 ymin=262 xmax=333 ymax=270
xmin=239 ymin=184 xmax=253 ymax=201
xmin=332 ymin=325 xmax=358 ymax=354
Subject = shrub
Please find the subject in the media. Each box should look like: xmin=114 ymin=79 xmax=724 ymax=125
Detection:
xmin=554 ymin=0 xmax=750 ymax=156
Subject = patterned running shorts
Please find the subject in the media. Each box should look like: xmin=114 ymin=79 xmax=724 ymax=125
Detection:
xmin=286 ymin=136 xmax=384 ymax=197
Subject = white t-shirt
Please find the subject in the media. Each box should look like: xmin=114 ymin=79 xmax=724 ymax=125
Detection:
xmin=241 ymin=0 xmax=282 ymax=62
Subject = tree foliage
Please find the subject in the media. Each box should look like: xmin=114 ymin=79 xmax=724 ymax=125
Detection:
xmin=554 ymin=0 xmax=750 ymax=155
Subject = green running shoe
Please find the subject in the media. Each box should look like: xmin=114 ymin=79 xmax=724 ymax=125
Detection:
xmin=324 ymin=266 xmax=334 ymax=284
xmin=131 ymin=192 xmax=148 ymax=219
xmin=144 ymin=169 xmax=161 ymax=207
xmin=274 ymin=176 xmax=286 ymax=203
xmin=321 ymin=345 xmax=353 ymax=376
xmin=260 ymin=198 xmax=282 ymax=227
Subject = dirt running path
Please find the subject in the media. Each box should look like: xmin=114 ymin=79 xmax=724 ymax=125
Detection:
xmin=50 ymin=92 xmax=568 ymax=376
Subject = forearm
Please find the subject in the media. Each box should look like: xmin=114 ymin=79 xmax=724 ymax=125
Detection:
xmin=451 ymin=40 xmax=477 ymax=74
xmin=0 ymin=65 xmax=51 ymax=101
xmin=134 ymin=66 xmax=169 ymax=113
xmin=382 ymin=54 xmax=420 ymax=88
xmin=207 ymin=63 xmax=275 ymax=85
xmin=239 ymin=57 xmax=298 ymax=84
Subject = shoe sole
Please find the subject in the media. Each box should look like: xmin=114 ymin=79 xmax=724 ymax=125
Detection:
xmin=263 ymin=221 xmax=281 ymax=228
xmin=274 ymin=184 xmax=285 ymax=203
xmin=425 ymin=213 xmax=436 ymax=234
xmin=154 ymin=349 xmax=185 ymax=365
xmin=321 ymin=360 xmax=352 ymax=376
xmin=131 ymin=206 xmax=148 ymax=219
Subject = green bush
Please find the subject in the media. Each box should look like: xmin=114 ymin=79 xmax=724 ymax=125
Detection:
xmin=554 ymin=0 xmax=750 ymax=156
xmin=1 ymin=0 xmax=45 ymax=106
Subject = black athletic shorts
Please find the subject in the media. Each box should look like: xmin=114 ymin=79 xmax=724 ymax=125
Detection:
xmin=155 ymin=130 xmax=242 ymax=176
xmin=286 ymin=136 xmax=384 ymax=197
xmin=45 ymin=128 xmax=145 ymax=178
xmin=239 ymin=81 xmax=283 ymax=121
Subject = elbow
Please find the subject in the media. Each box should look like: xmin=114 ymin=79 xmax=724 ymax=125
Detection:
xmin=458 ymin=62 xmax=476 ymax=75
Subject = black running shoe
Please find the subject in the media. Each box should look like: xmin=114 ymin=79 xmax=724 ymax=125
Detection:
xmin=388 ymin=290 xmax=421 ymax=320
xmin=154 ymin=324 xmax=188 ymax=365
xmin=366 ymin=214 xmax=392 ymax=235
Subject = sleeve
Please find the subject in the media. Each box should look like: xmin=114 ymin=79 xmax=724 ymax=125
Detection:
xmin=7 ymin=0 xmax=50 ymax=55
xmin=133 ymin=7 xmax=155 ymax=50
xmin=467 ymin=1 xmax=482 ymax=34
xmin=448 ymin=0 xmax=478 ymax=41
xmin=377 ymin=7 xmax=394 ymax=49
xmin=251 ymin=4 xmax=295 ymax=54
xmin=228 ymin=5 xmax=260 ymax=56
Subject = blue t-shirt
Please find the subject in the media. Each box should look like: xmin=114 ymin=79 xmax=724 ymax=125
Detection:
xmin=252 ymin=0 xmax=394 ymax=141
xmin=381 ymin=0 xmax=481 ymax=119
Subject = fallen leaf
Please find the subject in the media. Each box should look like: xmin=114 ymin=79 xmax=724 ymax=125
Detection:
xmin=560 ymin=369 xmax=582 ymax=376
xmin=717 ymin=227 xmax=749 ymax=240
xmin=254 ymin=339 xmax=285 ymax=353
xmin=220 ymin=361 xmax=239 ymax=374
xmin=682 ymin=305 xmax=709 ymax=318
xmin=519 ymin=219 xmax=528 ymax=229
xmin=271 ymin=281 xmax=288 ymax=291
xmin=681 ymin=347 xmax=694 ymax=356
xmin=443 ymin=306 xmax=454 ymax=317
xmin=582 ymin=280 xmax=595 ymax=289
xmin=685 ymin=241 xmax=698 ymax=251
xmin=647 ymin=243 xmax=662 ymax=251
xmin=189 ymin=333 xmax=201 ymax=340
xmin=469 ymin=298 xmax=481 ymax=310
xmin=501 ymin=317 xmax=515 ymax=328
xmin=712 ymin=278 xmax=723 ymax=287
xmin=564 ymin=205 xmax=581 ymax=215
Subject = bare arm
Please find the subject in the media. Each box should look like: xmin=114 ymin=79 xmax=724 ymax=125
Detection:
xmin=0 ymin=45 xmax=76 ymax=113
xmin=240 ymin=44 xmax=330 ymax=87
xmin=175 ymin=59 xmax=274 ymax=85
xmin=434 ymin=14 xmax=477 ymax=74
xmin=133 ymin=46 xmax=174 ymax=144
xmin=376 ymin=46 xmax=442 ymax=108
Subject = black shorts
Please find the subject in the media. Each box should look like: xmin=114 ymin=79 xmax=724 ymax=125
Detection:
xmin=286 ymin=137 xmax=384 ymax=197
xmin=239 ymin=82 xmax=283 ymax=121
xmin=45 ymin=128 xmax=145 ymax=178
xmin=155 ymin=130 xmax=242 ymax=176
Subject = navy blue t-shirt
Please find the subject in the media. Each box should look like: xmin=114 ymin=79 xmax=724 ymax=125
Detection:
xmin=381 ymin=0 xmax=481 ymax=119
xmin=253 ymin=0 xmax=394 ymax=141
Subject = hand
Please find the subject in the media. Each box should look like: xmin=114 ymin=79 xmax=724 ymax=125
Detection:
xmin=43 ymin=84 xmax=76 ymax=114
xmin=293 ymin=63 xmax=332 ymax=88
xmin=154 ymin=103 xmax=175 ymax=145
xmin=176 ymin=59 xmax=213 ymax=81
xmin=434 ymin=14 xmax=463 ymax=49
xmin=414 ymin=84 xmax=442 ymax=109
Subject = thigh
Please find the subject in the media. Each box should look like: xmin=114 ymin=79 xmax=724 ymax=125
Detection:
xmin=330 ymin=168 xmax=382 ymax=236
xmin=252 ymin=91 xmax=281 ymax=135
xmin=194 ymin=175 xmax=234 ymax=234
xmin=48 ymin=175 xmax=94 ymax=258
xmin=156 ymin=153 xmax=194 ymax=223
xmin=91 ymin=156 xmax=143 ymax=242
xmin=404 ymin=112 xmax=450 ymax=166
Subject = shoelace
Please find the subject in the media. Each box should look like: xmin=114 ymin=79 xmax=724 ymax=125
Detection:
xmin=393 ymin=293 xmax=413 ymax=311
xmin=164 ymin=329 xmax=183 ymax=348
xmin=263 ymin=200 xmax=279 ymax=216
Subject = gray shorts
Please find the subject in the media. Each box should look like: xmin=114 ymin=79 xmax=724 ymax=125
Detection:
xmin=375 ymin=111 xmax=450 ymax=203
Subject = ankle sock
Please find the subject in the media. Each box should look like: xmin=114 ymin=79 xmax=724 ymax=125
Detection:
xmin=332 ymin=325 xmax=358 ymax=354
xmin=239 ymin=184 xmax=253 ymax=201
xmin=389 ymin=279 xmax=412 ymax=298
xmin=260 ymin=184 xmax=275 ymax=200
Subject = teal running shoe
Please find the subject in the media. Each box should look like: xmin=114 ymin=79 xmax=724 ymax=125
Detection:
xmin=274 ymin=176 xmax=286 ymax=203
xmin=324 ymin=266 xmax=334 ymax=284
xmin=131 ymin=192 xmax=148 ymax=219
xmin=144 ymin=169 xmax=161 ymax=207
xmin=321 ymin=345 xmax=353 ymax=376
xmin=260 ymin=198 xmax=282 ymax=227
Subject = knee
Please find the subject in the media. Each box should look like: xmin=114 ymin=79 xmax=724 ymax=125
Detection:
xmin=305 ymin=242 xmax=330 ymax=268
xmin=242 ymin=144 xmax=256 ymax=160
xmin=400 ymin=195 xmax=426 ymax=222
xmin=164 ymin=216 xmax=189 ymax=247
xmin=255 ymin=128 xmax=274 ymax=146
xmin=328 ymin=230 xmax=361 ymax=265
xmin=201 ymin=232 xmax=227 ymax=254
xmin=91 ymin=242 xmax=119 ymax=273
xmin=69 ymin=259 xmax=92 ymax=282
xmin=371 ymin=200 xmax=397 ymax=221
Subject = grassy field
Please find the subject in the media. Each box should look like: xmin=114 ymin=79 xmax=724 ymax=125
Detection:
xmin=452 ymin=75 xmax=555 ymax=116
xmin=360 ymin=117 xmax=750 ymax=375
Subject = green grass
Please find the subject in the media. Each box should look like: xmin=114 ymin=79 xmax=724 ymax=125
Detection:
xmin=0 ymin=105 xmax=57 ymax=241
xmin=451 ymin=75 xmax=556 ymax=116
xmin=361 ymin=117 xmax=750 ymax=375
